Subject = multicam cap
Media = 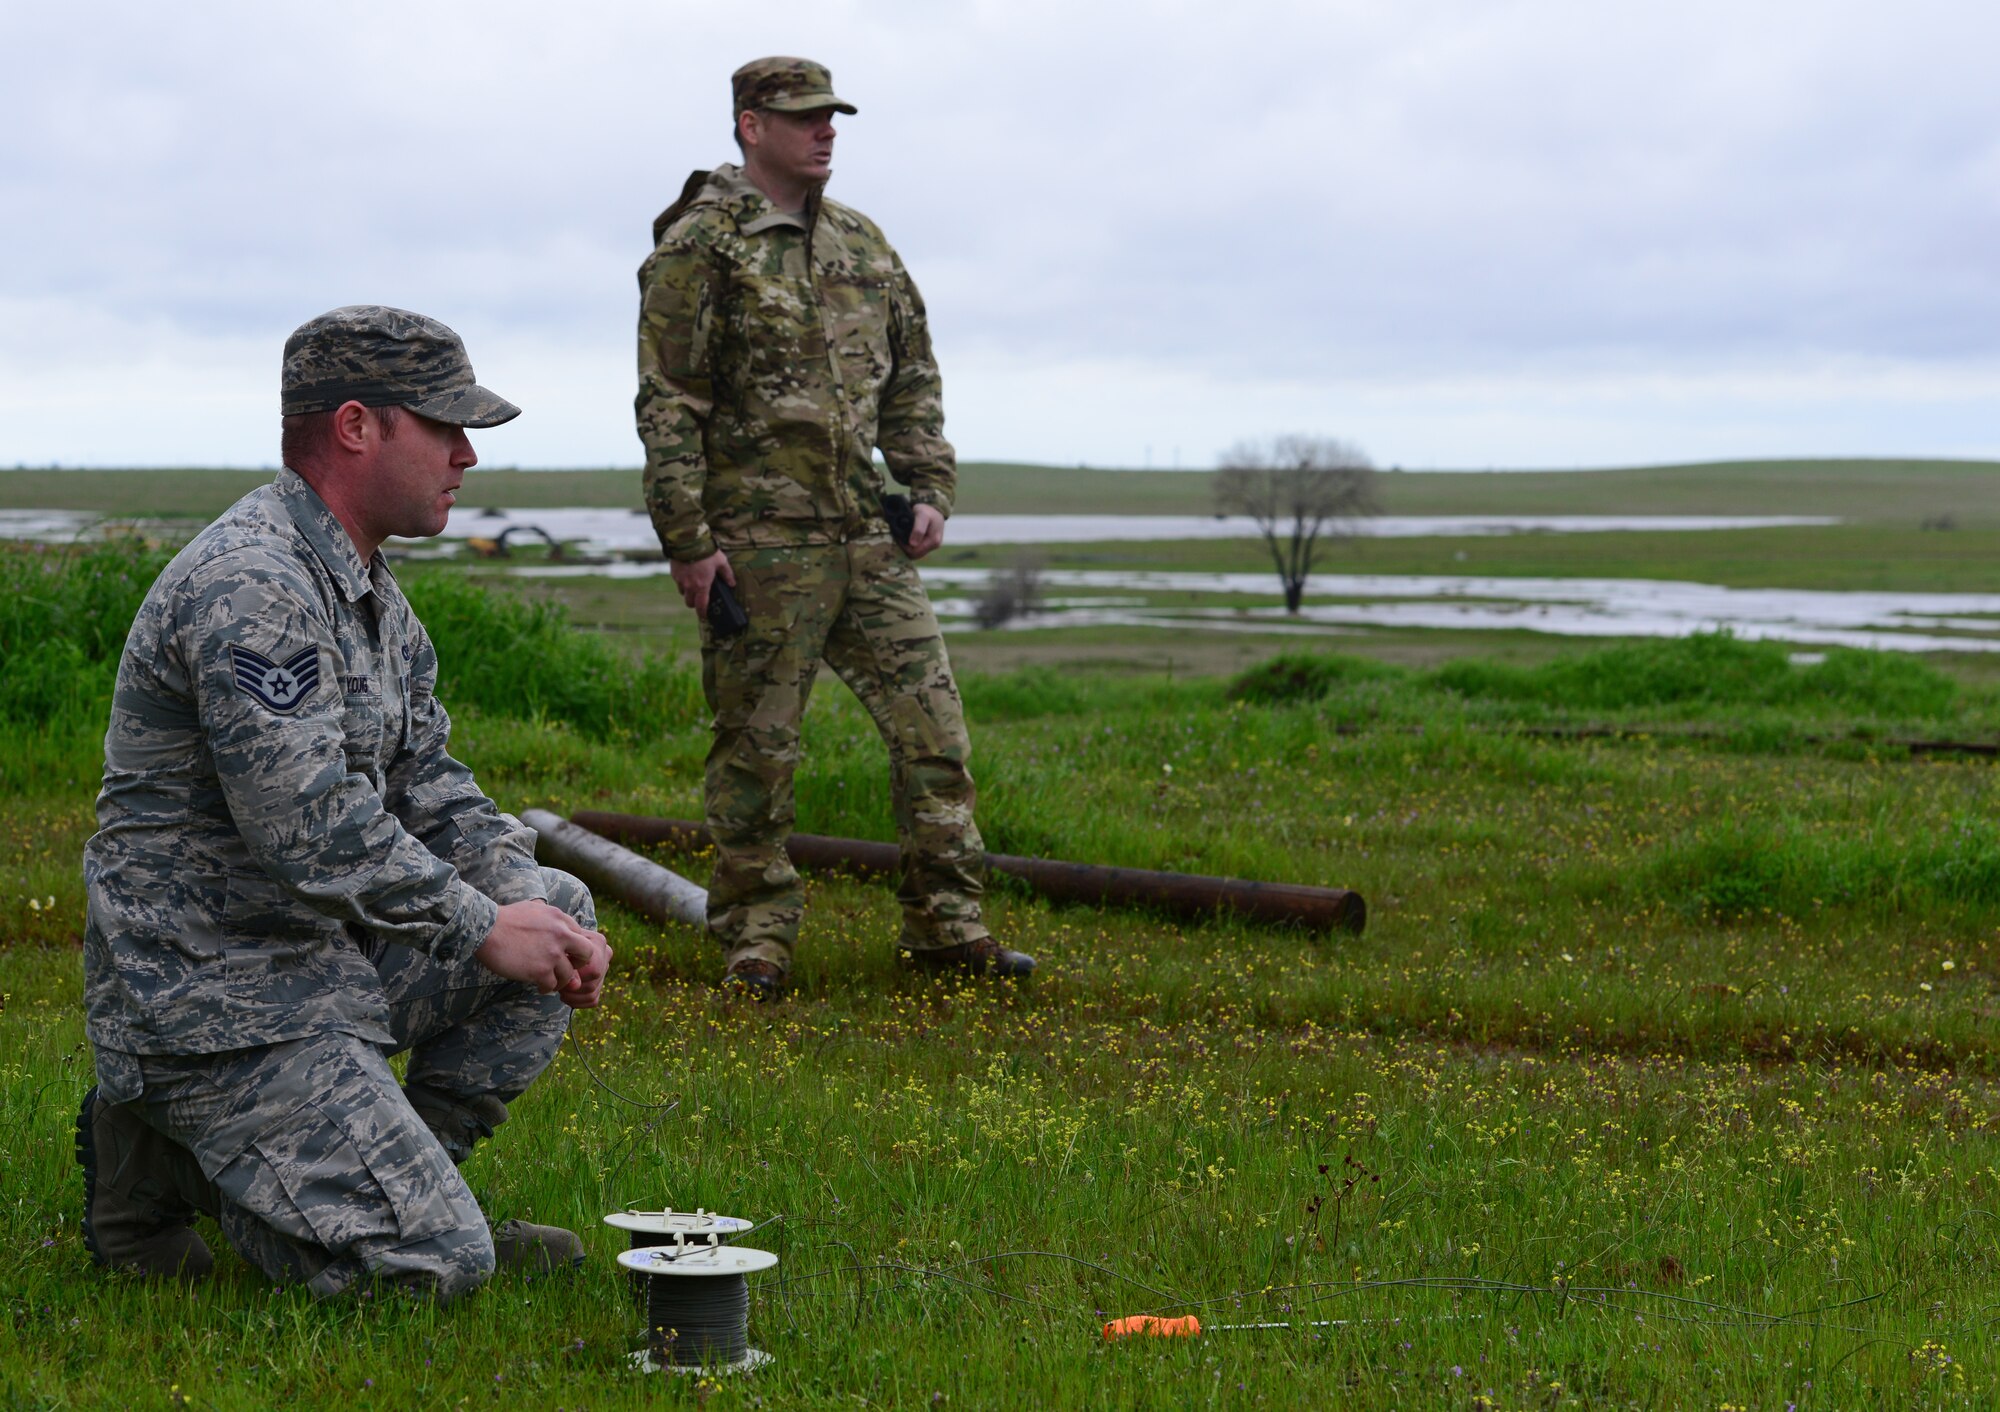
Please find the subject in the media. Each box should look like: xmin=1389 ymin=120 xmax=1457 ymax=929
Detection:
xmin=731 ymin=56 xmax=857 ymax=118
xmin=281 ymin=305 xmax=520 ymax=428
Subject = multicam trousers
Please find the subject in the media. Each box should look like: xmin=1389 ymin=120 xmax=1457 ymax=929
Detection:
xmin=93 ymin=867 xmax=591 ymax=1300
xmin=701 ymin=537 xmax=987 ymax=972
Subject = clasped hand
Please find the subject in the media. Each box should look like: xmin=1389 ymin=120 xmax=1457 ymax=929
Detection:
xmin=476 ymin=900 xmax=613 ymax=1009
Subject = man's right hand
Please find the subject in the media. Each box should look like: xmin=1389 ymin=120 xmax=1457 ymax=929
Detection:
xmin=670 ymin=549 xmax=735 ymax=617
xmin=476 ymin=900 xmax=613 ymax=1009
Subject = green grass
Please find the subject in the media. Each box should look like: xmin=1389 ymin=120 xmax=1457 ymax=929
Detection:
xmin=14 ymin=456 xmax=2000 ymax=524
xmin=16 ymin=573 xmax=2000 ymax=1406
xmin=1373 ymin=458 xmax=2000 ymax=524
xmin=399 ymin=570 xmax=702 ymax=741
xmin=0 ymin=539 xmax=182 ymax=741
xmin=1226 ymin=635 xmax=1966 ymax=724
xmin=0 ymin=543 xmax=702 ymax=791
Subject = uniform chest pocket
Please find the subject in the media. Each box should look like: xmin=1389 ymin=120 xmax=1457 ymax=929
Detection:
xmin=729 ymin=269 xmax=826 ymax=377
xmin=339 ymin=687 xmax=386 ymax=775
xmin=816 ymin=272 xmax=895 ymax=384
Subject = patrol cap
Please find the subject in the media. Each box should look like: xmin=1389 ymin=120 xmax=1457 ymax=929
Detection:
xmin=731 ymin=56 xmax=857 ymax=118
xmin=281 ymin=305 xmax=521 ymax=428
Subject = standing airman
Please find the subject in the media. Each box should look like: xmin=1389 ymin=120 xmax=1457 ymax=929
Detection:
xmin=635 ymin=57 xmax=1034 ymax=996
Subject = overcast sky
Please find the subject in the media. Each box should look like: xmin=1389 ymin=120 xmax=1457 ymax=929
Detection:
xmin=5 ymin=0 xmax=1999 ymax=471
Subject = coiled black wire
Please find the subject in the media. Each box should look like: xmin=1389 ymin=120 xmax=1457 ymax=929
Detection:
xmin=645 ymin=1270 xmax=750 ymax=1367
xmin=626 ymin=1228 xmax=722 ymax=1308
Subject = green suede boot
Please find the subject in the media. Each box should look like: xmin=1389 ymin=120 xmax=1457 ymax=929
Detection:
xmin=492 ymin=1219 xmax=587 ymax=1274
xmin=76 ymin=1086 xmax=215 ymax=1280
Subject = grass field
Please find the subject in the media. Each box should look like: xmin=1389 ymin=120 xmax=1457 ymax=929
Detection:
xmin=11 ymin=456 xmax=2000 ymax=524
xmin=10 ymin=506 xmax=2000 ymax=1406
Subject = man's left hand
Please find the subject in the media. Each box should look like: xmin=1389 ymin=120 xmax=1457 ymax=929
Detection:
xmin=558 ymin=930 xmax=613 ymax=1009
xmin=476 ymin=900 xmax=613 ymax=1009
xmin=905 ymin=503 xmax=945 ymax=559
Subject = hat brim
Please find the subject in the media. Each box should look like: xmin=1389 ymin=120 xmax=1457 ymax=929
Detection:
xmin=762 ymin=95 xmax=857 ymax=115
xmin=406 ymin=383 xmax=521 ymax=429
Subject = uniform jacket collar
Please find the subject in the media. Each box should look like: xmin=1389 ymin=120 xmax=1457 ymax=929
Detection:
xmin=275 ymin=467 xmax=377 ymax=604
xmin=657 ymin=163 xmax=822 ymax=241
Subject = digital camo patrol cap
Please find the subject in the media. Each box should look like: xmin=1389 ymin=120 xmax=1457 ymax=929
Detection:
xmin=281 ymin=305 xmax=521 ymax=428
xmin=731 ymin=56 xmax=857 ymax=118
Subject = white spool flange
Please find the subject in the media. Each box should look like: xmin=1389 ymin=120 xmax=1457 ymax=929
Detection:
xmin=618 ymin=1244 xmax=779 ymax=1377
xmin=617 ymin=1245 xmax=778 ymax=1277
xmin=627 ymin=1347 xmax=775 ymax=1377
xmin=605 ymin=1209 xmax=755 ymax=1243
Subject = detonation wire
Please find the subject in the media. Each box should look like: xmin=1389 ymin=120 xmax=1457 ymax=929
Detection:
xmin=555 ymin=1012 xmax=685 ymax=1210
xmin=1290 ymin=1275 xmax=1896 ymax=1334
xmin=770 ymin=1248 xmax=1193 ymax=1335
xmin=560 ymin=1015 xmax=681 ymax=1113
xmin=769 ymin=1254 xmax=1916 ymax=1347
xmin=323 ymin=964 xmax=683 ymax=1207
xmin=1115 ymin=1273 xmax=1904 ymax=1341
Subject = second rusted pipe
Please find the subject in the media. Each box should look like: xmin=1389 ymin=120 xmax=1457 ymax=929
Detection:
xmin=569 ymin=810 xmax=1365 ymax=935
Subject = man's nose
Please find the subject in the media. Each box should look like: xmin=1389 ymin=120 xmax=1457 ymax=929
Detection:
xmin=453 ymin=428 xmax=478 ymax=469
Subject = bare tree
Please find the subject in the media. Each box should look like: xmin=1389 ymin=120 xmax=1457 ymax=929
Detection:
xmin=1213 ymin=435 xmax=1379 ymax=613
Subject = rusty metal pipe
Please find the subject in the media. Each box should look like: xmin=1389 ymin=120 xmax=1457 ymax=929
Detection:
xmin=568 ymin=810 xmax=1365 ymax=935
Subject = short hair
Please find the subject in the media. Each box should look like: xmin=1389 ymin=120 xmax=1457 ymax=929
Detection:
xmin=280 ymin=403 xmax=403 ymax=470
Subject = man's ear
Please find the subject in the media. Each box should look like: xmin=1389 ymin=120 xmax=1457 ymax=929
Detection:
xmin=738 ymin=109 xmax=761 ymax=152
xmin=329 ymin=400 xmax=374 ymax=455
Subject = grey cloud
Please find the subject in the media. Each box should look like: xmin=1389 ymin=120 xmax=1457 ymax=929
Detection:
xmin=4 ymin=0 xmax=2000 ymax=467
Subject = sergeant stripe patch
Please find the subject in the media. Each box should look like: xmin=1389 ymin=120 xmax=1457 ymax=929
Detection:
xmin=227 ymin=644 xmax=322 ymax=714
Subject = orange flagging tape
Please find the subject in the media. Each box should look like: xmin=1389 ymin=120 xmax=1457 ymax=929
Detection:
xmin=1103 ymin=1314 xmax=1202 ymax=1340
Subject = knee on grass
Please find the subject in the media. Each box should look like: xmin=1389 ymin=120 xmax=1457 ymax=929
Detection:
xmin=359 ymin=1220 xmax=498 ymax=1303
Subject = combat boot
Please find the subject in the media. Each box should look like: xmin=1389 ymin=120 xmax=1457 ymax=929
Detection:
xmin=75 ymin=1086 xmax=215 ymax=1280
xmin=492 ymin=1219 xmax=586 ymax=1274
xmin=720 ymin=957 xmax=787 ymax=1001
xmin=902 ymin=936 xmax=1037 ymax=979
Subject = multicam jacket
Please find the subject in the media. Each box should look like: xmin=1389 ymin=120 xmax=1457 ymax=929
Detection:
xmin=83 ymin=469 xmax=544 ymax=1056
xmin=635 ymin=164 xmax=957 ymax=561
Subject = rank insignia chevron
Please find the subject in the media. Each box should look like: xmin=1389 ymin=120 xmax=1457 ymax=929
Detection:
xmin=227 ymin=644 xmax=321 ymax=714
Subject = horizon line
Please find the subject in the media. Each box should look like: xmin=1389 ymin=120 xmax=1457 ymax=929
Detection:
xmin=7 ymin=454 xmax=2000 ymax=477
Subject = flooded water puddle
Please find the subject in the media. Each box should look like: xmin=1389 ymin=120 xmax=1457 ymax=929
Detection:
xmin=512 ymin=561 xmax=2000 ymax=654
xmin=30 ymin=500 xmax=1975 ymax=652
xmin=920 ymin=570 xmax=2000 ymax=654
xmin=426 ymin=507 xmax=1836 ymax=553
xmin=0 ymin=509 xmax=93 ymax=540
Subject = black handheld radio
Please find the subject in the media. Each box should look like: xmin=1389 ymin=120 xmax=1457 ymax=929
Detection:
xmin=707 ymin=578 xmax=749 ymax=638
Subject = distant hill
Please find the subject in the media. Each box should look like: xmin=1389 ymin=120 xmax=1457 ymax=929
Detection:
xmin=5 ymin=457 xmax=1999 ymax=524
xmin=1375 ymin=459 xmax=2000 ymax=523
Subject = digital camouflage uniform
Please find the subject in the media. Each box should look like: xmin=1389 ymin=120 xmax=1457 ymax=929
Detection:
xmin=636 ymin=65 xmax=987 ymax=975
xmin=82 ymin=308 xmax=588 ymax=1298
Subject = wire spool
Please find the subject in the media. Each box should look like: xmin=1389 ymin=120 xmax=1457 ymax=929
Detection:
xmin=604 ymin=1210 xmax=755 ymax=1309
xmin=617 ymin=1244 xmax=779 ymax=1375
